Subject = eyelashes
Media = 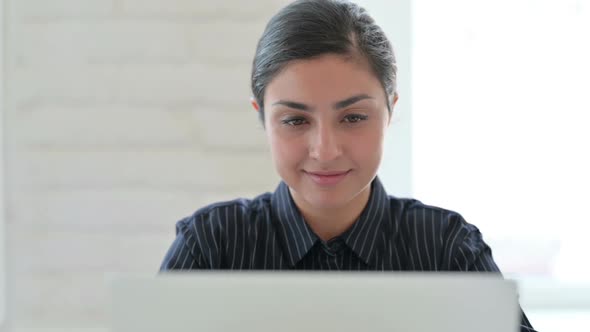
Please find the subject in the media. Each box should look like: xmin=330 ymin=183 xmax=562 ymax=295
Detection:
xmin=281 ymin=117 xmax=307 ymax=126
xmin=280 ymin=114 xmax=369 ymax=127
xmin=342 ymin=114 xmax=368 ymax=123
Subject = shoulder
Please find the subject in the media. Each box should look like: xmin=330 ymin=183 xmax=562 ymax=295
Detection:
xmin=388 ymin=196 xmax=495 ymax=271
xmin=389 ymin=196 xmax=477 ymax=235
xmin=176 ymin=192 xmax=272 ymax=236
xmin=391 ymin=198 xmax=482 ymax=249
xmin=162 ymin=192 xmax=273 ymax=269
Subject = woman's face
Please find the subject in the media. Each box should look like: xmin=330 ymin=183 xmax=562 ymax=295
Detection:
xmin=256 ymin=54 xmax=394 ymax=210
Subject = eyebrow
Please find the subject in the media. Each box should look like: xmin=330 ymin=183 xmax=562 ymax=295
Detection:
xmin=333 ymin=94 xmax=374 ymax=109
xmin=271 ymin=94 xmax=374 ymax=112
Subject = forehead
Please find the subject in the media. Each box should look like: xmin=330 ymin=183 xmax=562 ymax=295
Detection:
xmin=264 ymin=54 xmax=385 ymax=104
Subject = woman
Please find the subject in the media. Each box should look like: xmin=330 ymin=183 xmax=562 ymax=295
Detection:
xmin=160 ymin=0 xmax=536 ymax=331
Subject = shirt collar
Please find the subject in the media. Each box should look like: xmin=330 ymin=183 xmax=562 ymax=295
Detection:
xmin=340 ymin=176 xmax=391 ymax=267
xmin=270 ymin=181 xmax=319 ymax=267
xmin=270 ymin=176 xmax=392 ymax=268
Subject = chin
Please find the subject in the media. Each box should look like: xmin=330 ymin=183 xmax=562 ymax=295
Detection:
xmin=304 ymin=196 xmax=345 ymax=210
xmin=284 ymin=171 xmax=369 ymax=209
xmin=301 ymin=187 xmax=354 ymax=209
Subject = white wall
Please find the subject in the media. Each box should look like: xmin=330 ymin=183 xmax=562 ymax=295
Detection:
xmin=2 ymin=0 xmax=289 ymax=330
xmin=409 ymin=0 xmax=590 ymax=323
xmin=1 ymin=0 xmax=6 ymax=326
xmin=356 ymin=0 xmax=413 ymax=198
xmin=411 ymin=0 xmax=590 ymax=279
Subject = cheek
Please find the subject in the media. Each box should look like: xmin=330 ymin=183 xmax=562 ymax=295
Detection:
xmin=347 ymin=128 xmax=385 ymax=162
xmin=267 ymin=129 xmax=307 ymax=167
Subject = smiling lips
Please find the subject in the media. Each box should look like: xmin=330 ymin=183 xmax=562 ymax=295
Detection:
xmin=305 ymin=170 xmax=351 ymax=186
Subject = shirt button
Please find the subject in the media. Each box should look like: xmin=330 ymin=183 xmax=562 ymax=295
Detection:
xmin=322 ymin=238 xmax=345 ymax=255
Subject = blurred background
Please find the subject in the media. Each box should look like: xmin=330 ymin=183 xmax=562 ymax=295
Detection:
xmin=0 ymin=0 xmax=589 ymax=331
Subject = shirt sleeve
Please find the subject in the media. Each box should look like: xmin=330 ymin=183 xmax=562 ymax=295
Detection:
xmin=450 ymin=225 xmax=500 ymax=272
xmin=451 ymin=227 xmax=538 ymax=332
xmin=159 ymin=218 xmax=206 ymax=271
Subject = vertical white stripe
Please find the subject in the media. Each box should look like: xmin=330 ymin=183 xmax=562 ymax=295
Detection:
xmin=168 ymin=237 xmax=184 ymax=270
xmin=408 ymin=249 xmax=416 ymax=269
xmin=287 ymin=202 xmax=310 ymax=248
xmin=431 ymin=210 xmax=438 ymax=270
xmin=197 ymin=251 xmax=203 ymax=267
xmin=350 ymin=191 xmax=376 ymax=253
xmin=188 ymin=257 xmax=196 ymax=269
xmin=271 ymin=225 xmax=277 ymax=270
xmin=398 ymin=224 xmax=409 ymax=261
xmin=238 ymin=212 xmax=246 ymax=269
xmin=359 ymin=191 xmax=384 ymax=260
xmin=445 ymin=220 xmax=463 ymax=269
xmin=179 ymin=245 xmax=191 ymax=269
xmin=358 ymin=192 xmax=378 ymax=242
xmin=231 ymin=205 xmax=238 ymax=268
xmin=354 ymin=190 xmax=377 ymax=251
xmin=301 ymin=217 xmax=315 ymax=244
xmin=223 ymin=210 xmax=229 ymax=253
xmin=200 ymin=219 xmax=214 ymax=267
xmin=263 ymin=213 xmax=270 ymax=269
xmin=344 ymin=203 xmax=365 ymax=242
xmin=209 ymin=216 xmax=220 ymax=264
xmin=458 ymin=246 xmax=469 ymax=271
xmin=250 ymin=213 xmax=259 ymax=269
xmin=178 ymin=233 xmax=194 ymax=269
xmin=189 ymin=235 xmax=199 ymax=268
xmin=439 ymin=215 xmax=444 ymax=257
xmin=192 ymin=220 xmax=209 ymax=268
xmin=385 ymin=204 xmax=398 ymax=269
xmin=422 ymin=209 xmax=432 ymax=270
xmin=413 ymin=211 xmax=424 ymax=270
xmin=279 ymin=190 xmax=299 ymax=264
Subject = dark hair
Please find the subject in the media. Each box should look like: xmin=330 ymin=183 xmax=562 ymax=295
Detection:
xmin=251 ymin=0 xmax=397 ymax=123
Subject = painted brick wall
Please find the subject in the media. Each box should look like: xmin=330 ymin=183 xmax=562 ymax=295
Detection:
xmin=3 ymin=0 xmax=288 ymax=329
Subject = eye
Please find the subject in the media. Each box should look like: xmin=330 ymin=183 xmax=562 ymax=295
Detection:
xmin=281 ymin=117 xmax=308 ymax=126
xmin=342 ymin=114 xmax=368 ymax=123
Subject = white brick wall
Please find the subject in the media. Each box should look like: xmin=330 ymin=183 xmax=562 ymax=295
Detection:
xmin=0 ymin=0 xmax=6 ymax=327
xmin=13 ymin=0 xmax=115 ymax=18
xmin=3 ymin=0 xmax=289 ymax=329
xmin=16 ymin=21 xmax=190 ymax=65
xmin=13 ymin=64 xmax=254 ymax=104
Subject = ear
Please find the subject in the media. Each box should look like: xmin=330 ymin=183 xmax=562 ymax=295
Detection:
xmin=387 ymin=94 xmax=399 ymax=126
xmin=250 ymin=97 xmax=261 ymax=112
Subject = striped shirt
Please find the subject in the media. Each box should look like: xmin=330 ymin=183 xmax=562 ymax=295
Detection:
xmin=160 ymin=177 xmax=536 ymax=332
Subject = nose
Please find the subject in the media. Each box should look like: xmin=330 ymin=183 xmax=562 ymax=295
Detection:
xmin=309 ymin=123 xmax=342 ymax=162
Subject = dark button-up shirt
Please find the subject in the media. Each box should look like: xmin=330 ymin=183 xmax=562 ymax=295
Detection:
xmin=160 ymin=177 xmax=536 ymax=331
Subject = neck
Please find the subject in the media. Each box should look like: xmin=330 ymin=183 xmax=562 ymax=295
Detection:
xmin=292 ymin=186 xmax=371 ymax=242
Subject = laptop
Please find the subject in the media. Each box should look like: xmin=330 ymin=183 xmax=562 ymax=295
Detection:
xmin=109 ymin=272 xmax=519 ymax=332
